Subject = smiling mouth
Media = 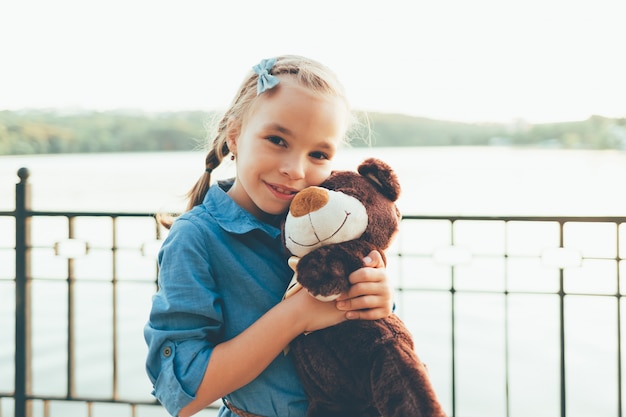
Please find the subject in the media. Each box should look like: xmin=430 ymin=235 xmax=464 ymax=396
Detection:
xmin=274 ymin=185 xmax=297 ymax=195
xmin=268 ymin=183 xmax=298 ymax=196
xmin=288 ymin=211 xmax=351 ymax=247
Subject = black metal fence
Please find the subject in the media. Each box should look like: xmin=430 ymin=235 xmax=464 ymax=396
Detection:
xmin=2 ymin=168 xmax=625 ymax=417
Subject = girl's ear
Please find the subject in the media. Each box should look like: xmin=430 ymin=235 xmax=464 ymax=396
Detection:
xmin=226 ymin=119 xmax=241 ymax=155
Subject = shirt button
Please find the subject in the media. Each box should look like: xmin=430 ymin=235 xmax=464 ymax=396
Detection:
xmin=163 ymin=346 xmax=172 ymax=357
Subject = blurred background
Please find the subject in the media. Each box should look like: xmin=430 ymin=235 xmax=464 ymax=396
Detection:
xmin=1 ymin=1 xmax=625 ymax=417
xmin=1 ymin=0 xmax=625 ymax=123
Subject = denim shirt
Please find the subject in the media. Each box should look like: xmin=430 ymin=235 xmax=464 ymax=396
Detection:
xmin=144 ymin=182 xmax=307 ymax=416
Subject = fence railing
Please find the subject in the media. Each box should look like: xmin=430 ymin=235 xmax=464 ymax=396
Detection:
xmin=2 ymin=167 xmax=625 ymax=417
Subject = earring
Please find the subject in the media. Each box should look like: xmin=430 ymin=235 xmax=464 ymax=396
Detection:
xmin=230 ymin=154 xmax=235 ymax=161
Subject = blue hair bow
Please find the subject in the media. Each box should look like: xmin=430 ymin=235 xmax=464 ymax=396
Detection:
xmin=253 ymin=57 xmax=280 ymax=95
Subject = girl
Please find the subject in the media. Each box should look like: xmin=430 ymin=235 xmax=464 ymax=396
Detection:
xmin=144 ymin=55 xmax=394 ymax=417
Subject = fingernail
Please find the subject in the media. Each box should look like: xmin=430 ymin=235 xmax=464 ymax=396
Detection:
xmin=363 ymin=256 xmax=372 ymax=265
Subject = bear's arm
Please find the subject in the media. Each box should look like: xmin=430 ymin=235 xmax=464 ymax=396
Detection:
xmin=296 ymin=240 xmax=384 ymax=299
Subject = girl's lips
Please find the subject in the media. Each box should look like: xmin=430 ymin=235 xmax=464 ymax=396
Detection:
xmin=266 ymin=182 xmax=299 ymax=200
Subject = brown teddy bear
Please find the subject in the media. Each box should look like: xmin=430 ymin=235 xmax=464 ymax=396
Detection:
xmin=282 ymin=158 xmax=447 ymax=417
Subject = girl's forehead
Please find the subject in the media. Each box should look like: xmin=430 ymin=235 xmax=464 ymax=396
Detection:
xmin=236 ymin=84 xmax=347 ymax=152
xmin=248 ymin=78 xmax=349 ymax=127
xmin=261 ymin=78 xmax=331 ymax=102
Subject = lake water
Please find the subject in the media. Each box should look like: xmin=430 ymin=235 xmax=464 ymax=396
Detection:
xmin=1 ymin=147 xmax=625 ymax=417
xmin=2 ymin=146 xmax=626 ymax=216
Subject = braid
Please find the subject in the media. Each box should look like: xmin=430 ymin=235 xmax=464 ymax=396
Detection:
xmin=157 ymin=114 xmax=231 ymax=229
xmin=186 ymin=116 xmax=231 ymax=211
xmin=204 ymin=117 xmax=231 ymax=173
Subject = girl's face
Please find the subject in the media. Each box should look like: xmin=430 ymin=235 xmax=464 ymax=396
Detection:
xmin=227 ymin=77 xmax=349 ymax=222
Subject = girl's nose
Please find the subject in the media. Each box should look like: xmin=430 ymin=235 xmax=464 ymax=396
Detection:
xmin=280 ymin=156 xmax=305 ymax=180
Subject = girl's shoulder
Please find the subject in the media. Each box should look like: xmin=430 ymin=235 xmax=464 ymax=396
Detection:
xmin=169 ymin=205 xmax=216 ymax=235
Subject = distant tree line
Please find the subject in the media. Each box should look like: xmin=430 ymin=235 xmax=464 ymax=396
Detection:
xmin=366 ymin=113 xmax=626 ymax=149
xmin=1 ymin=109 xmax=625 ymax=155
xmin=0 ymin=110 xmax=210 ymax=155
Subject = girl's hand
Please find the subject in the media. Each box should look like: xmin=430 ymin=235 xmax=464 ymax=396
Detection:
xmin=291 ymin=286 xmax=347 ymax=333
xmin=288 ymin=250 xmax=393 ymax=332
xmin=336 ymin=250 xmax=394 ymax=320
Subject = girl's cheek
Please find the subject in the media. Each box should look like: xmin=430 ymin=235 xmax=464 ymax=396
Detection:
xmin=309 ymin=167 xmax=333 ymax=186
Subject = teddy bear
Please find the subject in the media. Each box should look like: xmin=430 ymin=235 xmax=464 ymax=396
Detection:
xmin=282 ymin=157 xmax=447 ymax=417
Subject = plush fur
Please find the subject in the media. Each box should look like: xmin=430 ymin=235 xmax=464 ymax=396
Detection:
xmin=283 ymin=158 xmax=447 ymax=417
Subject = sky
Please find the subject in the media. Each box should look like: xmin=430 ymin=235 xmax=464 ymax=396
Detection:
xmin=1 ymin=0 xmax=624 ymax=124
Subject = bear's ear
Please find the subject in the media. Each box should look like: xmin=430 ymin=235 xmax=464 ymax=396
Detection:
xmin=357 ymin=158 xmax=401 ymax=202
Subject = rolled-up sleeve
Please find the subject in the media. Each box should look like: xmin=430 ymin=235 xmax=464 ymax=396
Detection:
xmin=144 ymin=218 xmax=223 ymax=416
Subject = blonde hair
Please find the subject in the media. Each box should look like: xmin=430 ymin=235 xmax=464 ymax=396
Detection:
xmin=160 ymin=55 xmax=356 ymax=228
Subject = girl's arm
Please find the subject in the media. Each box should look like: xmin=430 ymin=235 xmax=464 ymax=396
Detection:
xmin=179 ymin=250 xmax=392 ymax=417
xmin=179 ymin=288 xmax=345 ymax=417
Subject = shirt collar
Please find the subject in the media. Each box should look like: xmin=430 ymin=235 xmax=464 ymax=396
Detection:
xmin=203 ymin=180 xmax=283 ymax=239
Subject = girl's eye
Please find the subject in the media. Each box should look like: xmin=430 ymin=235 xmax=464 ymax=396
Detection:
xmin=267 ymin=136 xmax=286 ymax=146
xmin=310 ymin=151 xmax=330 ymax=160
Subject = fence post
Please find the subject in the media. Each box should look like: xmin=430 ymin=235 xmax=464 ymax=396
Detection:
xmin=15 ymin=167 xmax=32 ymax=417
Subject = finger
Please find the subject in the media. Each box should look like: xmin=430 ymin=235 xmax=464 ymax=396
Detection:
xmin=337 ymin=294 xmax=382 ymax=311
xmin=345 ymin=281 xmax=385 ymax=300
xmin=349 ymin=265 xmax=386 ymax=285
xmin=346 ymin=307 xmax=388 ymax=321
xmin=363 ymin=250 xmax=384 ymax=268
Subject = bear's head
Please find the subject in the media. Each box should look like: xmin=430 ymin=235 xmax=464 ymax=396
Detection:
xmin=283 ymin=158 xmax=401 ymax=300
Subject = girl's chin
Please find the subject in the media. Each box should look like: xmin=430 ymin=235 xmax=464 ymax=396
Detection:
xmin=265 ymin=204 xmax=290 ymax=217
xmin=256 ymin=199 xmax=291 ymax=219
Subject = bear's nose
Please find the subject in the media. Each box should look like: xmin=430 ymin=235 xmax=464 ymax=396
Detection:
xmin=290 ymin=187 xmax=329 ymax=217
